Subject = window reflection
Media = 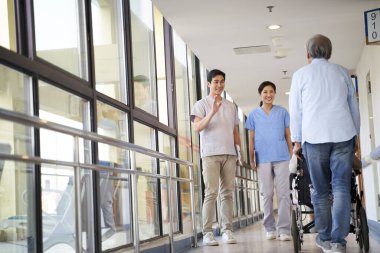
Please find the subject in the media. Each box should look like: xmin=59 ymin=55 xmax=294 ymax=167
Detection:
xmin=172 ymin=31 xmax=192 ymax=234
xmin=96 ymin=101 xmax=131 ymax=249
xmin=199 ymin=63 xmax=208 ymax=98
xmin=0 ymin=65 xmax=34 ymax=253
xmin=41 ymin=165 xmax=75 ymax=252
xmin=158 ymin=132 xmax=179 ymax=234
xmin=38 ymin=82 xmax=92 ymax=252
xmin=238 ymin=107 xmax=247 ymax=162
xmin=133 ymin=75 xmax=157 ymax=115
xmin=39 ymin=81 xmax=90 ymax=163
xmin=92 ymin=0 xmax=127 ymax=103
xmin=187 ymin=51 xmax=202 ymax=232
xmin=131 ymin=0 xmax=157 ymax=116
xmin=153 ymin=6 xmax=168 ymax=124
xmin=97 ymin=101 xmax=128 ymax=166
xmin=133 ymin=121 xmax=159 ymax=239
xmin=0 ymin=0 xmax=16 ymax=51
xmin=34 ymin=0 xmax=88 ymax=80
xmin=0 ymin=64 xmax=33 ymax=115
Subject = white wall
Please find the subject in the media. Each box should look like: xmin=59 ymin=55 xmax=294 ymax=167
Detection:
xmin=356 ymin=44 xmax=380 ymax=222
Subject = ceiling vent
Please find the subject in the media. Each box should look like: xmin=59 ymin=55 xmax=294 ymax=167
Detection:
xmin=233 ymin=45 xmax=271 ymax=55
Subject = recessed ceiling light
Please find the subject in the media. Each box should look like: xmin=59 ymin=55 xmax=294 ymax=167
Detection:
xmin=285 ymin=91 xmax=290 ymax=95
xmin=267 ymin=25 xmax=281 ymax=30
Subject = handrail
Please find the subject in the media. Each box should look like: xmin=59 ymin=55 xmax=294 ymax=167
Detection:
xmin=0 ymin=108 xmax=193 ymax=167
xmin=235 ymin=175 xmax=258 ymax=182
xmin=0 ymin=108 xmax=197 ymax=252
xmin=0 ymin=153 xmax=191 ymax=183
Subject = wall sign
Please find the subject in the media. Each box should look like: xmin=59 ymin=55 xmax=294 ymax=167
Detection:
xmin=365 ymin=8 xmax=380 ymax=44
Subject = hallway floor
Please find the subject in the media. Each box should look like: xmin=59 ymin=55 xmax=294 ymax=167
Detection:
xmin=186 ymin=222 xmax=380 ymax=253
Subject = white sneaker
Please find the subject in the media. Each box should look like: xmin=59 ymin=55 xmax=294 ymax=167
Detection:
xmin=222 ymin=230 xmax=237 ymax=244
xmin=266 ymin=231 xmax=276 ymax=240
xmin=331 ymin=243 xmax=346 ymax=253
xmin=279 ymin=234 xmax=292 ymax=241
xmin=203 ymin=232 xmax=219 ymax=246
xmin=315 ymin=235 xmax=332 ymax=253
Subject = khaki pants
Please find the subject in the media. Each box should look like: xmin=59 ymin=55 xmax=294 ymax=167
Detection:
xmin=202 ymin=155 xmax=237 ymax=234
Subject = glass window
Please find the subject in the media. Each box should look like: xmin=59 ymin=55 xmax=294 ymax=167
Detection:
xmin=172 ymin=31 xmax=193 ymax=233
xmin=199 ymin=62 xmax=208 ymax=98
xmin=0 ymin=0 xmax=16 ymax=51
xmin=97 ymin=101 xmax=129 ymax=166
xmin=96 ymin=101 xmax=131 ymax=249
xmin=98 ymin=168 xmax=132 ymax=250
xmin=153 ymin=6 xmax=168 ymax=125
xmin=130 ymin=0 xmax=157 ymax=116
xmin=0 ymin=65 xmax=34 ymax=253
xmin=38 ymin=81 xmax=93 ymax=252
xmin=173 ymin=31 xmax=191 ymax=164
xmin=39 ymin=81 xmax=90 ymax=163
xmin=187 ymin=50 xmax=202 ymax=232
xmin=0 ymin=64 xmax=33 ymax=115
xmin=238 ymin=107 xmax=247 ymax=162
xmin=133 ymin=121 xmax=159 ymax=240
xmin=158 ymin=131 xmax=179 ymax=234
xmin=91 ymin=0 xmax=127 ymax=103
xmin=34 ymin=0 xmax=88 ymax=80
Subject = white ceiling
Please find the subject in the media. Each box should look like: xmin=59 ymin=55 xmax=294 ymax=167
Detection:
xmin=152 ymin=0 xmax=380 ymax=114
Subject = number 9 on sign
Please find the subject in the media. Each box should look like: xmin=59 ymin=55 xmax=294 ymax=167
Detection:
xmin=365 ymin=8 xmax=380 ymax=44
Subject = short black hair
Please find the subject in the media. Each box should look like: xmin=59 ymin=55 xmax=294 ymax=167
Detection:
xmin=134 ymin=75 xmax=150 ymax=87
xmin=207 ymin=69 xmax=225 ymax=83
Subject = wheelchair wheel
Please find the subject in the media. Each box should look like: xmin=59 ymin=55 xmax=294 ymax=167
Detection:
xmin=291 ymin=210 xmax=301 ymax=253
xmin=359 ymin=208 xmax=370 ymax=252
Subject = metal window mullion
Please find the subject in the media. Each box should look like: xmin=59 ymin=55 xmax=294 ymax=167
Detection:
xmin=74 ymin=136 xmax=83 ymax=252
xmin=166 ymin=161 xmax=174 ymax=253
xmin=189 ymin=165 xmax=197 ymax=247
xmin=130 ymin=150 xmax=140 ymax=253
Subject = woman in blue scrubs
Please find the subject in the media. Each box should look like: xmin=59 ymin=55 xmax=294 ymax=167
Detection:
xmin=245 ymin=81 xmax=293 ymax=241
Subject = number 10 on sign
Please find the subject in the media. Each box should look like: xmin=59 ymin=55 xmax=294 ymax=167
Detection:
xmin=365 ymin=8 xmax=380 ymax=44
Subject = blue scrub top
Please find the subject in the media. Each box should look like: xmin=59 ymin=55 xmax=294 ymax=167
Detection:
xmin=245 ymin=105 xmax=290 ymax=164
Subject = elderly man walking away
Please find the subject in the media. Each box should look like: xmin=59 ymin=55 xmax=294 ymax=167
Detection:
xmin=289 ymin=34 xmax=360 ymax=253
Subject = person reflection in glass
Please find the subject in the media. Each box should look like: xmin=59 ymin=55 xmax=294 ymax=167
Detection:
xmin=97 ymin=105 xmax=118 ymax=239
xmin=133 ymin=75 xmax=157 ymax=115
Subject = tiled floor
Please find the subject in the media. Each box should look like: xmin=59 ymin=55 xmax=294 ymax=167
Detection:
xmin=186 ymin=222 xmax=380 ymax=253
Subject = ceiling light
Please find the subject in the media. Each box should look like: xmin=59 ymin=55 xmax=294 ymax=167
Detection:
xmin=267 ymin=25 xmax=281 ymax=30
xmin=285 ymin=91 xmax=290 ymax=95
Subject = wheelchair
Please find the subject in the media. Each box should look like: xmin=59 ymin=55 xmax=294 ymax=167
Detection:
xmin=290 ymin=153 xmax=370 ymax=253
